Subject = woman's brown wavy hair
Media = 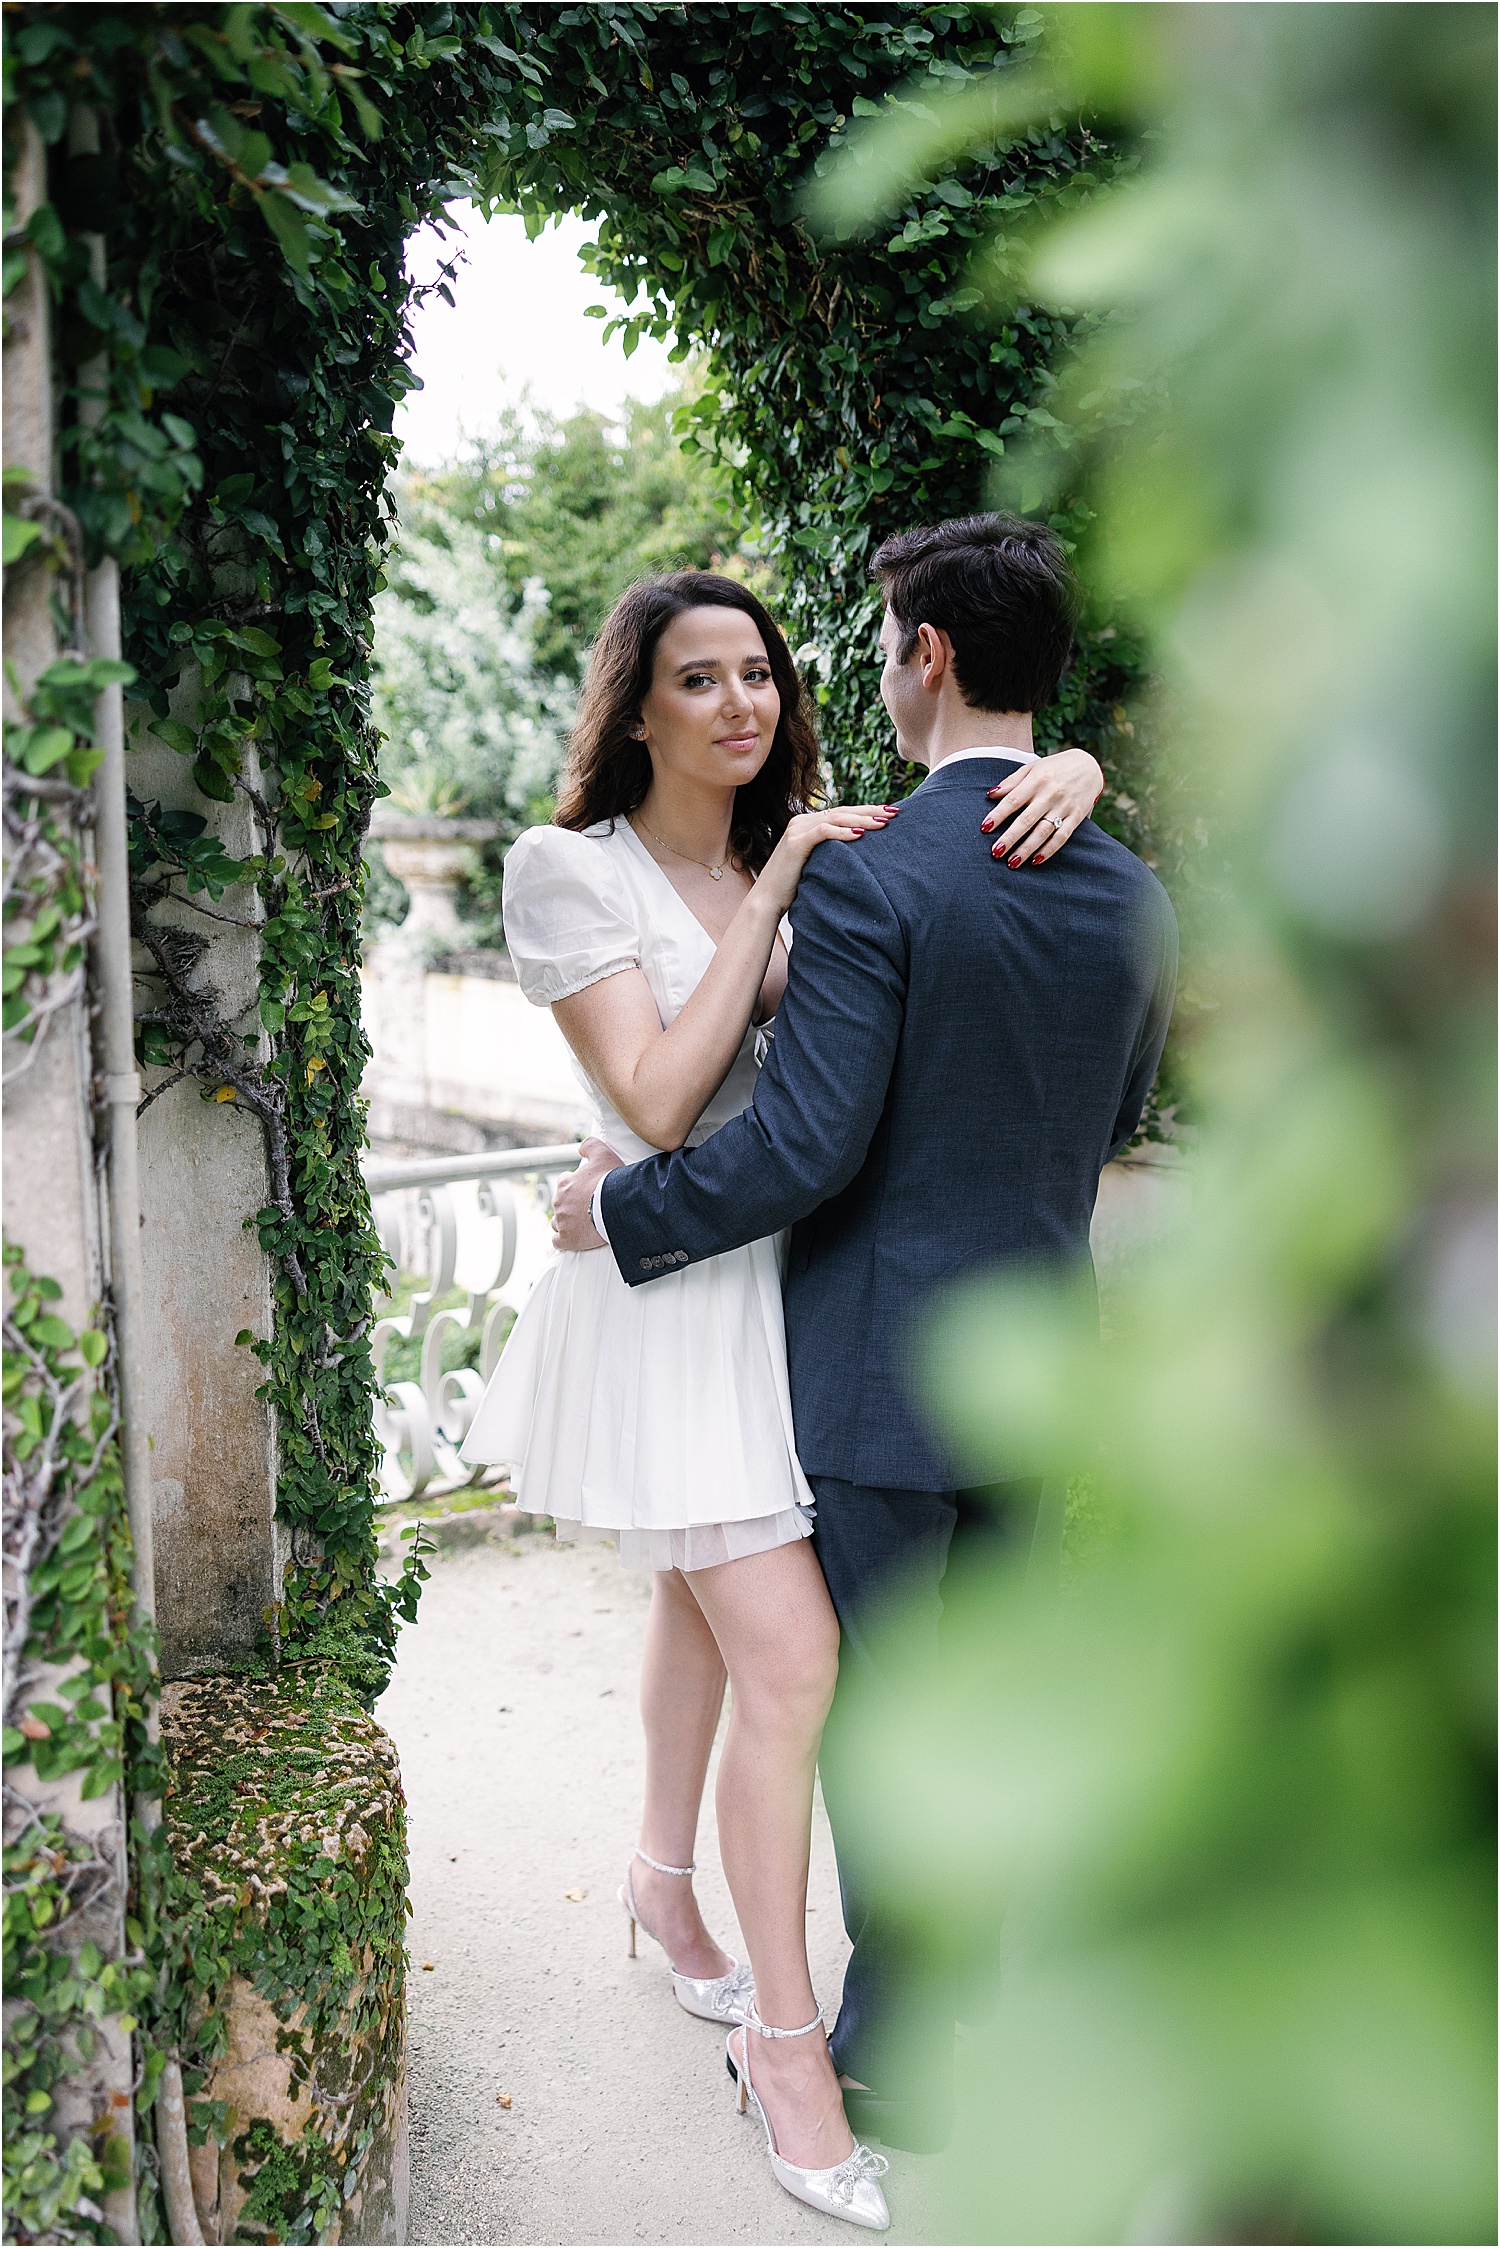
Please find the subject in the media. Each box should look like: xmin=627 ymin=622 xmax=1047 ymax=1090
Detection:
xmin=553 ymin=572 xmax=821 ymax=872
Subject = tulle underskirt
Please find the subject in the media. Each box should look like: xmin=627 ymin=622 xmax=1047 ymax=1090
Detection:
xmin=551 ymin=1503 xmax=814 ymax=1573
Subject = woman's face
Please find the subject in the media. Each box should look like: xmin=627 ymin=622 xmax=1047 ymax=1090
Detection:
xmin=637 ymin=606 xmax=780 ymax=793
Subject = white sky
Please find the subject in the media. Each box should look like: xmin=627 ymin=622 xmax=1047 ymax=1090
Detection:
xmin=393 ymin=206 xmax=679 ymax=464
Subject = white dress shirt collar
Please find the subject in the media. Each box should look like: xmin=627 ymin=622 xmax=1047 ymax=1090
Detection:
xmin=928 ymin=743 xmax=1038 ymax=769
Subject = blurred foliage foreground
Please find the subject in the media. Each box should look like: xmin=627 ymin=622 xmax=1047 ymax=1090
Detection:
xmin=828 ymin=9 xmax=1495 ymax=2243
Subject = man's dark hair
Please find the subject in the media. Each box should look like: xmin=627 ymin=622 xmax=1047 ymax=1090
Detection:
xmin=871 ymin=512 xmax=1079 ymax=713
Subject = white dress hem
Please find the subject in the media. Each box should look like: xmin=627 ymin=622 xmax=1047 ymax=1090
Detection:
xmin=551 ymin=1504 xmax=814 ymax=1573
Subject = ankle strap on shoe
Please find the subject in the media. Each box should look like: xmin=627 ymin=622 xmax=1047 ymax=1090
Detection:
xmin=634 ymin=1847 xmax=695 ymax=1876
xmin=746 ymin=2002 xmax=824 ymax=2040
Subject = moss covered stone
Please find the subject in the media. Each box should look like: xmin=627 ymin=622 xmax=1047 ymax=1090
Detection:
xmin=161 ymin=1666 xmax=408 ymax=2246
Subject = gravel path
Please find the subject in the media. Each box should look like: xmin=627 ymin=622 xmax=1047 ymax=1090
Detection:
xmin=379 ymin=1525 xmax=949 ymax=2246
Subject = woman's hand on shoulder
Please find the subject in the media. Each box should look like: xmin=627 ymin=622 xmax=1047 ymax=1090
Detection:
xmin=756 ymin=802 xmax=899 ymax=913
xmin=981 ymin=747 xmax=1104 ymax=867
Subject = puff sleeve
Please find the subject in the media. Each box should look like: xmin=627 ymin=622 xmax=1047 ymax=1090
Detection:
xmin=501 ymin=825 xmax=641 ymax=1007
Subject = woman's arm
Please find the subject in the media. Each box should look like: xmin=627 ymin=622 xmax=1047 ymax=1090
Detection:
xmin=980 ymin=746 xmax=1105 ymax=865
xmin=552 ymin=804 xmax=893 ymax=1150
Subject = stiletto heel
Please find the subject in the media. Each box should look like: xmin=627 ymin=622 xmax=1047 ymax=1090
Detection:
xmin=618 ymin=1848 xmax=756 ymax=2025
xmin=726 ymin=2006 xmax=890 ymax=2231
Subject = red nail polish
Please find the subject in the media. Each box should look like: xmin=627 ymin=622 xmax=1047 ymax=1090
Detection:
xmin=1009 ymin=855 xmax=1023 ymax=869
xmin=1032 ymin=854 xmax=1045 ymax=866
xmin=992 ymin=842 xmax=1004 ymax=858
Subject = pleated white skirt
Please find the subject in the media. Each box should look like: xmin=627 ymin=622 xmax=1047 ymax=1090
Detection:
xmin=459 ymin=1232 xmax=814 ymax=1571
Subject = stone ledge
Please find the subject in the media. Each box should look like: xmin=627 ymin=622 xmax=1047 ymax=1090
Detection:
xmin=161 ymin=1665 xmax=409 ymax=2245
xmin=366 ymin=811 xmax=501 ymax=843
xmin=427 ymin=948 xmax=516 ymax=982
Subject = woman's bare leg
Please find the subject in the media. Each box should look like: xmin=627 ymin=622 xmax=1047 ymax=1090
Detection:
xmin=630 ymin=1566 xmax=734 ymax=1978
xmin=686 ymin=1538 xmax=853 ymax=2171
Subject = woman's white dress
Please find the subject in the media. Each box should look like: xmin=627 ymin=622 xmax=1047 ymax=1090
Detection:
xmin=459 ymin=817 xmax=814 ymax=1570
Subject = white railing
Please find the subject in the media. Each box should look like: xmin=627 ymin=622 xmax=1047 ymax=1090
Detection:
xmin=364 ymin=1143 xmax=581 ymax=1502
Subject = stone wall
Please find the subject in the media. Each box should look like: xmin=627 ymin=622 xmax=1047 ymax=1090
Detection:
xmin=362 ymin=814 xmax=587 ymax=1155
xmin=364 ymin=953 xmax=589 ymax=1153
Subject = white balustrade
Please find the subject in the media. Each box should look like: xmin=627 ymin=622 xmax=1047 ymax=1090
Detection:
xmin=364 ymin=1144 xmax=580 ymax=1502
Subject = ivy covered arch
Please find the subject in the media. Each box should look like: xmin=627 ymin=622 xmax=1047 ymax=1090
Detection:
xmin=7 ymin=0 xmax=1150 ymax=1684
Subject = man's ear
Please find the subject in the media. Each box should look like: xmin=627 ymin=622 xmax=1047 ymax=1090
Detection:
xmin=917 ymin=622 xmax=952 ymax=691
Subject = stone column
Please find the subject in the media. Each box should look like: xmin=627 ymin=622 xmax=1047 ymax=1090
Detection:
xmin=127 ymin=715 xmax=283 ymax=1678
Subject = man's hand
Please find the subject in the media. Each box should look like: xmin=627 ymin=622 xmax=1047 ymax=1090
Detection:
xmin=551 ymin=1137 xmax=624 ymax=1253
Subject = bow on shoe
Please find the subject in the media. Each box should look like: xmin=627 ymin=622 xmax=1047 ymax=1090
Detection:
xmin=706 ymin=1963 xmax=756 ymax=2019
xmin=830 ymin=2147 xmax=891 ymax=2206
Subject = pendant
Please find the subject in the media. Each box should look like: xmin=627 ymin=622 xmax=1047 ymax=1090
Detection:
xmin=709 ymin=866 xmax=723 ymax=880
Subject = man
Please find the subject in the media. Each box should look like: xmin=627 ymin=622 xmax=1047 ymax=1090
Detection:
xmin=554 ymin=512 xmax=1178 ymax=2148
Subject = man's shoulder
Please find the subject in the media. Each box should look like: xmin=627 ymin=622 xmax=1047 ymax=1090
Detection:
xmin=1079 ymin=817 xmax=1170 ymax=886
xmin=790 ymin=829 xmax=905 ymax=922
xmin=869 ymin=796 xmax=1178 ymax=953
xmin=1096 ymin=825 xmax=1176 ymax=924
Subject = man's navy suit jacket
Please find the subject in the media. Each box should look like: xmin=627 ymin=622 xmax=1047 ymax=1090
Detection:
xmin=598 ymin=754 xmax=1178 ymax=1492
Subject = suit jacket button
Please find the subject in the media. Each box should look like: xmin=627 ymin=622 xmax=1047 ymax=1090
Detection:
xmin=639 ymin=1257 xmax=652 ymax=1272
xmin=675 ymin=1250 xmax=689 ymax=1265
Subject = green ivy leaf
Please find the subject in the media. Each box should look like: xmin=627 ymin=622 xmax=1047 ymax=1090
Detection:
xmin=2 ymin=516 xmax=45 ymax=566
xmin=21 ymin=727 xmax=73 ymax=775
xmin=271 ymin=2 xmax=359 ymax=54
xmin=259 ymin=190 xmax=313 ymax=274
xmin=338 ymin=75 xmax=384 ymax=140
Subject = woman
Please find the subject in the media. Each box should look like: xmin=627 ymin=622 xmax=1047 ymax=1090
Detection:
xmin=461 ymin=573 xmax=1099 ymax=2227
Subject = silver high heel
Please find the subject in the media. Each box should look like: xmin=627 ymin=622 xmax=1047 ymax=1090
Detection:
xmin=727 ymin=2004 xmax=891 ymax=2231
xmin=618 ymin=1848 xmax=756 ymax=2026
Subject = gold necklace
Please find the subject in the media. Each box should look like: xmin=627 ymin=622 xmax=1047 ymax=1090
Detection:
xmin=633 ymin=813 xmax=734 ymax=881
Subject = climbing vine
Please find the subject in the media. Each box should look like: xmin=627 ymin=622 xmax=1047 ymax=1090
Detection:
xmin=1 ymin=657 xmax=128 ymax=1061
xmin=2 ymin=1242 xmax=159 ymax=2243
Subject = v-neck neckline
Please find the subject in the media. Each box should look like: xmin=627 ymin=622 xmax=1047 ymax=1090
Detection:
xmin=616 ymin=813 xmax=726 ymax=952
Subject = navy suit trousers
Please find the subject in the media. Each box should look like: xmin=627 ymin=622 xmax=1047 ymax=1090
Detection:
xmin=810 ymin=1474 xmax=1057 ymax=2095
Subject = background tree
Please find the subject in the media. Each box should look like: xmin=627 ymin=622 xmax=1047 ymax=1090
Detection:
xmin=372 ymin=517 xmax=570 ymax=826
xmin=409 ymin=377 xmax=766 ymax=681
